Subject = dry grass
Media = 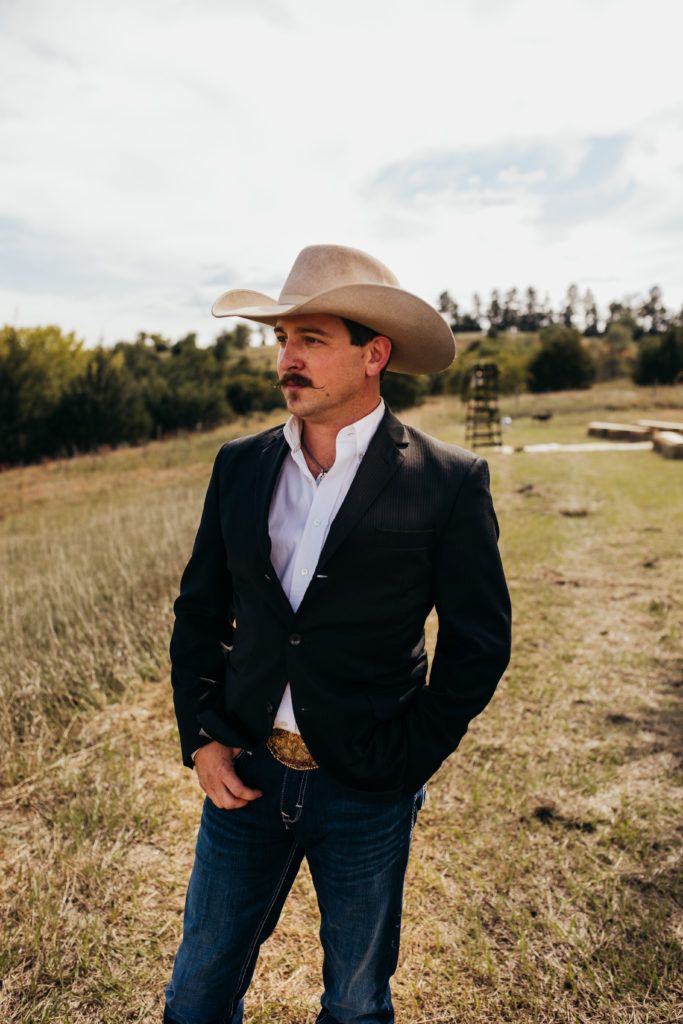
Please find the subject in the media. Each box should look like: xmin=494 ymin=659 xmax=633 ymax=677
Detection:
xmin=0 ymin=409 xmax=286 ymax=785
xmin=0 ymin=383 xmax=682 ymax=1023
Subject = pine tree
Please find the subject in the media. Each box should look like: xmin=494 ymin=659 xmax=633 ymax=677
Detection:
xmin=582 ymin=288 xmax=599 ymax=337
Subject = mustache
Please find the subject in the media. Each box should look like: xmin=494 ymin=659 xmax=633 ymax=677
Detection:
xmin=272 ymin=374 xmax=325 ymax=390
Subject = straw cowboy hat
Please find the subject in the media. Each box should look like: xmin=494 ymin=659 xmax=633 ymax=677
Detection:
xmin=211 ymin=244 xmax=456 ymax=375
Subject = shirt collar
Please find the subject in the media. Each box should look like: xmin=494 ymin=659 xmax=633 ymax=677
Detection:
xmin=283 ymin=396 xmax=386 ymax=461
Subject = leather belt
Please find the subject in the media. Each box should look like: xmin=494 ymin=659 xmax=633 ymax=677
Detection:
xmin=266 ymin=727 xmax=319 ymax=770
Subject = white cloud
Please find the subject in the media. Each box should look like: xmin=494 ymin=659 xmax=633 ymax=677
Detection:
xmin=1 ymin=0 xmax=682 ymax=345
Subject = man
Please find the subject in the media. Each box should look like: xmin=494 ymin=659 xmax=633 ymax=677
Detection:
xmin=164 ymin=244 xmax=511 ymax=1024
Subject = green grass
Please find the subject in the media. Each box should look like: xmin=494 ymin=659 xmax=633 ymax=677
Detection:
xmin=406 ymin=378 xmax=683 ymax=448
xmin=0 ymin=383 xmax=682 ymax=1023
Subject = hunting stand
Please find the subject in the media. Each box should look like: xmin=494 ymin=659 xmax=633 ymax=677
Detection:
xmin=465 ymin=362 xmax=502 ymax=448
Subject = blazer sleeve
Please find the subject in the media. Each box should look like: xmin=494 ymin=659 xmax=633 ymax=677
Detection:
xmin=169 ymin=443 xmax=236 ymax=767
xmin=400 ymin=455 xmax=512 ymax=794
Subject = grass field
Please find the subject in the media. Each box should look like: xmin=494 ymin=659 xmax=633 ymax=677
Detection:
xmin=1 ymin=382 xmax=682 ymax=1023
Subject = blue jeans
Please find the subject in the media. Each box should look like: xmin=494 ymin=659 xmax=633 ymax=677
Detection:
xmin=164 ymin=742 xmax=426 ymax=1024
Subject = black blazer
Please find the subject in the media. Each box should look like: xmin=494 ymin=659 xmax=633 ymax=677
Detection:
xmin=169 ymin=404 xmax=511 ymax=802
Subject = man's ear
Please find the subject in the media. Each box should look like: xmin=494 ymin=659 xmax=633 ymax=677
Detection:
xmin=365 ymin=336 xmax=392 ymax=378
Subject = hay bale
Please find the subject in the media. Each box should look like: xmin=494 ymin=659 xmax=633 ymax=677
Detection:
xmin=587 ymin=421 xmax=650 ymax=441
xmin=652 ymin=430 xmax=683 ymax=459
xmin=636 ymin=419 xmax=683 ymax=436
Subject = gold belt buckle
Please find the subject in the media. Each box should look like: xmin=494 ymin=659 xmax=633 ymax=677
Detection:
xmin=266 ymin=728 xmax=319 ymax=770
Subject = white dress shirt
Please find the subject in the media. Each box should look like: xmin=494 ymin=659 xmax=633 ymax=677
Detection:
xmin=268 ymin=397 xmax=386 ymax=734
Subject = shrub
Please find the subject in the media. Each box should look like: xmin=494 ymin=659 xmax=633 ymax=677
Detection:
xmin=593 ymin=324 xmax=635 ymax=382
xmin=527 ymin=326 xmax=596 ymax=392
xmin=439 ymin=333 xmax=541 ymax=399
xmin=225 ymin=374 xmax=284 ymax=415
xmin=633 ymin=327 xmax=683 ymax=385
xmin=0 ymin=325 xmax=86 ymax=464
xmin=381 ymin=372 xmax=430 ymax=410
xmin=50 ymin=348 xmax=153 ymax=455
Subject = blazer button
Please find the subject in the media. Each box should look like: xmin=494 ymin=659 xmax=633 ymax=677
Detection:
xmin=266 ymin=701 xmax=274 ymax=714
xmin=288 ymin=633 xmax=302 ymax=646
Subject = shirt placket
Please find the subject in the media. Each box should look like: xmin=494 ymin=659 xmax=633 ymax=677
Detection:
xmin=288 ymin=437 xmax=356 ymax=611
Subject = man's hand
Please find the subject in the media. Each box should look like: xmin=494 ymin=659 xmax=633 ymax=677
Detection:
xmin=194 ymin=741 xmax=263 ymax=810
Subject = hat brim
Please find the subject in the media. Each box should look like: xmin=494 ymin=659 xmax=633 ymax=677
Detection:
xmin=211 ymin=283 xmax=455 ymax=375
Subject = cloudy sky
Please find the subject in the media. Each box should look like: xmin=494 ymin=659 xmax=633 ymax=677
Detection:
xmin=2 ymin=0 xmax=682 ymax=346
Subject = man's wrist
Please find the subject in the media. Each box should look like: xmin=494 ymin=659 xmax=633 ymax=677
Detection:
xmin=191 ymin=729 xmax=214 ymax=765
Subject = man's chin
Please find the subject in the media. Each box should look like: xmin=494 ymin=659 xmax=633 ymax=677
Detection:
xmin=285 ymin=388 xmax=312 ymax=407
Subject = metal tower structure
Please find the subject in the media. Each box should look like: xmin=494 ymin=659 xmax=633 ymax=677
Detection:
xmin=464 ymin=362 xmax=502 ymax=448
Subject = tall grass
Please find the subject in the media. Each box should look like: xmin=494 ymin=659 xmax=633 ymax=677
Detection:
xmin=1 ymin=490 xmax=191 ymax=782
xmin=0 ymin=410 xmax=285 ymax=784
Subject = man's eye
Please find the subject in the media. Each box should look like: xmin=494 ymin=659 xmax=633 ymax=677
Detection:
xmin=304 ymin=336 xmax=321 ymax=344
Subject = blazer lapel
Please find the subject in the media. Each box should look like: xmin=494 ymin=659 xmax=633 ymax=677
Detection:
xmin=253 ymin=429 xmax=294 ymax=618
xmin=315 ymin=406 xmax=408 ymax=572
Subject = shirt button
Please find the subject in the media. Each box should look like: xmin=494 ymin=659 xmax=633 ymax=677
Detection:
xmin=288 ymin=633 xmax=302 ymax=646
xmin=301 ymin=568 xmax=308 ymax=576
xmin=313 ymin=519 xmax=321 ymax=526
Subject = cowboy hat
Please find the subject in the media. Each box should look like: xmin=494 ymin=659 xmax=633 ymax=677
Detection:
xmin=211 ymin=244 xmax=455 ymax=375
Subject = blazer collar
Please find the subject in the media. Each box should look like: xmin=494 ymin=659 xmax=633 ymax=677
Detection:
xmin=254 ymin=428 xmax=289 ymax=569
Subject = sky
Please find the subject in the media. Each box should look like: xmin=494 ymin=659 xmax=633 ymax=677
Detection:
xmin=1 ymin=0 xmax=682 ymax=347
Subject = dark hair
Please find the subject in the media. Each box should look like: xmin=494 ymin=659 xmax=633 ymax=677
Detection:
xmin=342 ymin=317 xmax=391 ymax=380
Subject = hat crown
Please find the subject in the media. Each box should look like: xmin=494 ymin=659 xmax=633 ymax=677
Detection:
xmin=278 ymin=244 xmax=399 ymax=304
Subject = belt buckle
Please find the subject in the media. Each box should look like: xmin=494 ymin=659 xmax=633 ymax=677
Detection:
xmin=266 ymin=728 xmax=319 ymax=770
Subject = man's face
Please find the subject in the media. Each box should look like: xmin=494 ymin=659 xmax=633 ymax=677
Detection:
xmin=274 ymin=313 xmax=387 ymax=424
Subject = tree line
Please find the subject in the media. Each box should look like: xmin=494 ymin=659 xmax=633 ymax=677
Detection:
xmin=438 ymin=283 xmax=679 ymax=338
xmin=1 ymin=281 xmax=682 ymax=468
xmin=1 ymin=325 xmax=279 ymax=466
xmin=435 ymin=281 xmax=683 ymax=396
xmin=0 ymin=324 xmax=432 ymax=467
xmin=437 ymin=322 xmax=683 ymax=398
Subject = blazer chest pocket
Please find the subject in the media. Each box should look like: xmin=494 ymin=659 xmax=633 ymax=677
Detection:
xmin=372 ymin=528 xmax=435 ymax=549
xmin=368 ymin=684 xmax=419 ymax=721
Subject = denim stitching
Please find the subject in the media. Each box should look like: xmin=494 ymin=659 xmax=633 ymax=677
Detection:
xmin=232 ymin=839 xmax=300 ymax=998
xmin=292 ymin=770 xmax=309 ymax=823
xmin=279 ymin=766 xmax=289 ymax=822
xmin=281 ymin=767 xmax=310 ymax=825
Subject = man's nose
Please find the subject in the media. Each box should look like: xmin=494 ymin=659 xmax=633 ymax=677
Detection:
xmin=279 ymin=338 xmax=304 ymax=367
